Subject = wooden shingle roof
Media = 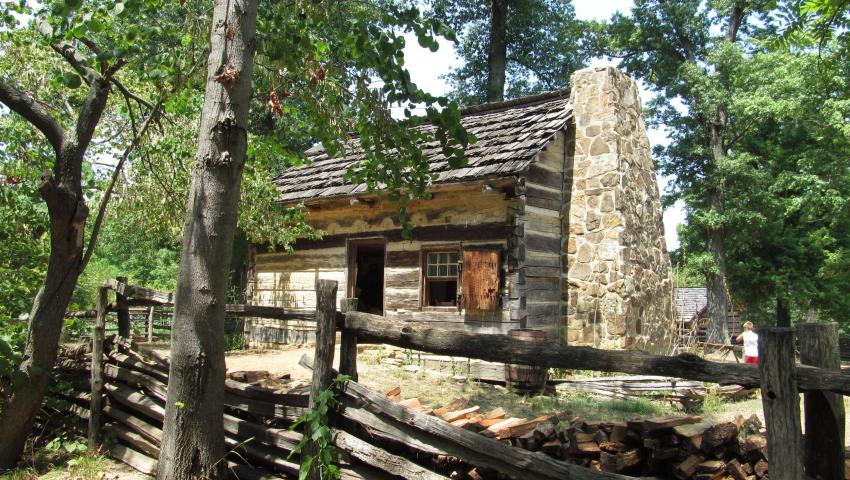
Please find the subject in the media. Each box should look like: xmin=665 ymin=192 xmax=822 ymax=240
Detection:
xmin=273 ymin=90 xmax=573 ymax=203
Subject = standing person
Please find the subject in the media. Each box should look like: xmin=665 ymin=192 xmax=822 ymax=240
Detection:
xmin=737 ymin=321 xmax=759 ymax=364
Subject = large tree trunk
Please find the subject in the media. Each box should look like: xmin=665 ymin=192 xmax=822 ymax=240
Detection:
xmin=703 ymin=3 xmax=745 ymax=345
xmin=705 ymin=186 xmax=729 ymax=345
xmin=486 ymin=0 xmax=508 ymax=102
xmin=156 ymin=0 xmax=257 ymax=478
xmin=0 ymin=138 xmax=102 ymax=468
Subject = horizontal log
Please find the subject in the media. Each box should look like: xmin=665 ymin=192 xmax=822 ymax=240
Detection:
xmin=105 ymin=280 xmax=337 ymax=322
xmin=108 ymin=279 xmax=174 ymax=305
xmin=105 ymin=383 xmax=165 ymax=422
xmin=112 ymin=336 xmax=170 ymax=370
xmin=106 ymin=422 xmax=160 ymax=457
xmin=301 ymin=355 xmax=628 ymax=480
xmin=222 ymin=412 xmax=301 ymax=453
xmin=104 ymin=363 xmax=168 ymax=402
xmin=332 ymin=429 xmax=449 ymax=480
xmin=224 ymin=378 xmax=310 ymax=407
xmin=344 ymin=312 xmax=850 ymax=395
xmin=109 ymin=442 xmax=158 ymax=475
xmin=224 ymin=435 xmax=300 ymax=477
xmin=339 ymin=403 xmax=445 ymax=456
xmin=104 ymin=404 xmax=163 ymax=446
xmin=107 ymin=352 xmax=169 ymax=383
xmin=225 ymin=304 xmax=344 ymax=323
xmin=224 ymin=393 xmax=308 ymax=421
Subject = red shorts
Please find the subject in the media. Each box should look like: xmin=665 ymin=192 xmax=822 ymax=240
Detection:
xmin=744 ymin=355 xmax=758 ymax=364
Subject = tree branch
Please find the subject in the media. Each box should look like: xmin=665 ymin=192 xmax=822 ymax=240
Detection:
xmin=111 ymin=77 xmax=154 ymax=109
xmin=80 ymin=98 xmax=164 ymax=271
xmin=0 ymin=78 xmax=66 ymax=154
xmin=51 ymin=42 xmax=102 ymax=85
xmin=74 ymin=77 xmax=112 ymax=154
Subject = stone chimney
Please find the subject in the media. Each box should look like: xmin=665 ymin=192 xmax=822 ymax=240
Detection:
xmin=563 ymin=66 xmax=674 ymax=354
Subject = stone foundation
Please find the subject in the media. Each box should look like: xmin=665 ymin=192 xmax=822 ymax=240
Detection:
xmin=563 ymin=66 xmax=674 ymax=354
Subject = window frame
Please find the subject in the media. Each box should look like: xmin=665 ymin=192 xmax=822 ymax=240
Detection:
xmin=421 ymin=248 xmax=460 ymax=308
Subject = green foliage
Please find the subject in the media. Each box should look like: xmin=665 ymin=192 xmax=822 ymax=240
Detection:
xmin=428 ymin=0 xmax=590 ymax=104
xmin=290 ymin=375 xmax=351 ymax=480
xmin=605 ymin=1 xmax=850 ymax=325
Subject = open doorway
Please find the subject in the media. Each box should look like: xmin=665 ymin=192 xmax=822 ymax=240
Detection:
xmin=348 ymin=240 xmax=385 ymax=315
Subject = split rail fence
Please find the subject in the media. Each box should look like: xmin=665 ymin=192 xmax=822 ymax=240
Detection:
xmin=68 ymin=279 xmax=848 ymax=479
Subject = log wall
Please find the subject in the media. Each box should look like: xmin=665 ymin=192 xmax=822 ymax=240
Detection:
xmin=249 ymin=185 xmax=518 ymax=345
xmin=512 ymin=130 xmax=570 ymax=340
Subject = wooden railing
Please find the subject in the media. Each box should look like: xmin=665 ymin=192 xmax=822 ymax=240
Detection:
xmin=88 ymin=278 xmax=846 ymax=479
xmin=326 ymin=283 xmax=845 ymax=480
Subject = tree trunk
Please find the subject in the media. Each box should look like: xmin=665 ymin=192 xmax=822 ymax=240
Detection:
xmin=776 ymin=296 xmax=791 ymax=328
xmin=703 ymin=3 xmax=744 ymax=345
xmin=156 ymin=0 xmax=257 ymax=478
xmin=0 ymin=144 xmax=96 ymax=468
xmin=705 ymin=186 xmax=729 ymax=345
xmin=486 ymin=0 xmax=508 ymax=102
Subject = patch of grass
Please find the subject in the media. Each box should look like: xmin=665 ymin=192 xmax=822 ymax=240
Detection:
xmin=65 ymin=454 xmax=107 ymax=479
xmin=357 ymin=360 xmax=677 ymax=422
xmin=693 ymin=387 xmax=727 ymax=415
xmin=1 ymin=452 xmax=107 ymax=480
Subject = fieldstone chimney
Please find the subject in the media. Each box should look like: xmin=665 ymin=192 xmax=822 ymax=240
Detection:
xmin=563 ymin=66 xmax=674 ymax=353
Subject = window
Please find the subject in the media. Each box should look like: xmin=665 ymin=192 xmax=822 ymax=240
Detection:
xmin=425 ymin=251 xmax=458 ymax=306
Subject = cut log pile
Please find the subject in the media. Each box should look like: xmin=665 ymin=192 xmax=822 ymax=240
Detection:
xmin=380 ymin=386 xmax=781 ymax=479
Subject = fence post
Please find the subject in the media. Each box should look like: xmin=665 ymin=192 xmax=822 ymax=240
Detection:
xmin=339 ymin=298 xmax=359 ymax=382
xmin=146 ymin=306 xmax=154 ymax=343
xmin=88 ymin=284 xmax=109 ymax=450
xmin=116 ymin=276 xmax=131 ymax=339
xmin=758 ymin=326 xmax=802 ymax=480
xmin=796 ymin=322 xmax=844 ymax=479
xmin=307 ymin=280 xmax=338 ymax=480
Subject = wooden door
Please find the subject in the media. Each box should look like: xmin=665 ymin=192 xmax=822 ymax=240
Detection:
xmin=460 ymin=249 xmax=500 ymax=311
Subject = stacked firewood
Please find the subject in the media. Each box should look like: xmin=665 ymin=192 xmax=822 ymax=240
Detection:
xmin=385 ymin=386 xmax=774 ymax=479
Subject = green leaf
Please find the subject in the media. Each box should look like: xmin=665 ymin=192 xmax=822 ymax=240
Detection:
xmin=63 ymin=72 xmax=82 ymax=89
xmin=299 ymin=457 xmax=312 ymax=480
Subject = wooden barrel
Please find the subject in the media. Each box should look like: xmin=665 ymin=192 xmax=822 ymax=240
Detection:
xmin=505 ymin=329 xmax=548 ymax=394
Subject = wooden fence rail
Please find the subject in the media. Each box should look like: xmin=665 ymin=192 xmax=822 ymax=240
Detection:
xmin=345 ymin=311 xmax=850 ymax=396
xmin=88 ymin=278 xmax=849 ymax=479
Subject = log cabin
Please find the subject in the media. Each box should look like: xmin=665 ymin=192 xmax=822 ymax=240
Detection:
xmin=247 ymin=66 xmax=675 ymax=354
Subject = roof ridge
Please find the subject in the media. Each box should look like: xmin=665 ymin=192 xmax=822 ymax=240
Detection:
xmin=459 ymin=88 xmax=571 ymax=116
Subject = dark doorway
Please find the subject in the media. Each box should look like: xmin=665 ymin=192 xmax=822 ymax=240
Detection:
xmin=351 ymin=242 xmax=385 ymax=315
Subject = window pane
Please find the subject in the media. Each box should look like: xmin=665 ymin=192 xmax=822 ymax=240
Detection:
xmin=439 ymin=265 xmax=448 ymax=276
xmin=428 ymin=265 xmax=438 ymax=277
xmin=440 ymin=252 xmax=448 ymax=264
xmin=448 ymin=265 xmax=457 ymax=276
xmin=428 ymin=253 xmax=438 ymax=265
xmin=449 ymin=252 xmax=458 ymax=264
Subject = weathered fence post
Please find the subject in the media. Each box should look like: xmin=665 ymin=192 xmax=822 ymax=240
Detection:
xmin=88 ymin=284 xmax=109 ymax=450
xmin=307 ymin=280 xmax=338 ymax=480
xmin=116 ymin=276 xmax=131 ymax=339
xmin=758 ymin=326 xmax=802 ymax=480
xmin=796 ymin=322 xmax=845 ymax=480
xmin=339 ymin=298 xmax=359 ymax=381
xmin=146 ymin=306 xmax=154 ymax=343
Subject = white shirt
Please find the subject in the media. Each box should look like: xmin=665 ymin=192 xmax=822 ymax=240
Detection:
xmin=742 ymin=331 xmax=758 ymax=357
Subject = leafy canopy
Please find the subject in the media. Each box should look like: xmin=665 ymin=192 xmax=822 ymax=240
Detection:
xmin=428 ymin=0 xmax=590 ymax=104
